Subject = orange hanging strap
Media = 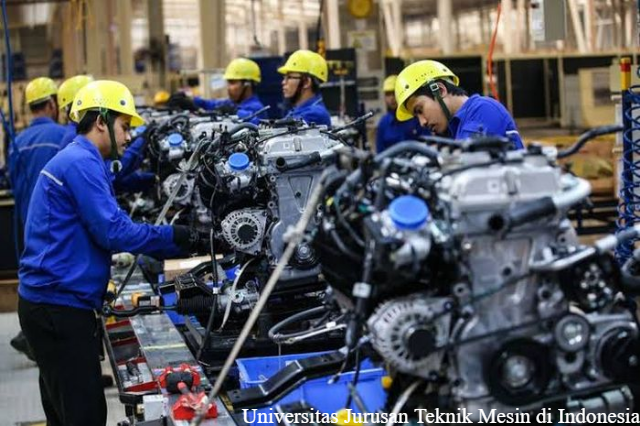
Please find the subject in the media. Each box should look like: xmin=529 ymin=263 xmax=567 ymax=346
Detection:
xmin=487 ymin=2 xmax=502 ymax=102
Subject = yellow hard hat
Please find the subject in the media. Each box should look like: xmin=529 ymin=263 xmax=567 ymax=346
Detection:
xmin=395 ymin=60 xmax=459 ymax=122
xmin=154 ymin=90 xmax=170 ymax=104
xmin=25 ymin=77 xmax=58 ymax=105
xmin=277 ymin=50 xmax=328 ymax=83
xmin=58 ymin=75 xmax=94 ymax=109
xmin=70 ymin=80 xmax=144 ymax=127
xmin=383 ymin=75 xmax=397 ymax=93
xmin=224 ymin=58 xmax=261 ymax=83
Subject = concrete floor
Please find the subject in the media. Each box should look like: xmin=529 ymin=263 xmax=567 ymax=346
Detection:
xmin=0 ymin=312 xmax=125 ymax=426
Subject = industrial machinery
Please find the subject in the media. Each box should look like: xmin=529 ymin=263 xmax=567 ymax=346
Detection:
xmin=229 ymin=128 xmax=640 ymax=422
xmin=114 ymin=112 xmax=374 ymax=366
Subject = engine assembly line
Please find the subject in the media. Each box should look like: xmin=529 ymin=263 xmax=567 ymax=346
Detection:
xmin=3 ymin=1 xmax=640 ymax=426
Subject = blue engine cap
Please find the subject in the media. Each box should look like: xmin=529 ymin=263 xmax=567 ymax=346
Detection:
xmin=167 ymin=133 xmax=184 ymax=147
xmin=389 ymin=195 xmax=430 ymax=230
xmin=228 ymin=152 xmax=250 ymax=171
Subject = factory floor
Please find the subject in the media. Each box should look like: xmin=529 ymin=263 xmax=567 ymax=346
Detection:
xmin=0 ymin=312 xmax=125 ymax=426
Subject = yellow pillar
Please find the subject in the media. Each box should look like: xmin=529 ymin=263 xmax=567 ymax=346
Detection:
xmin=116 ymin=0 xmax=133 ymax=75
xmin=198 ymin=0 xmax=226 ymax=98
xmin=86 ymin=0 xmax=108 ymax=76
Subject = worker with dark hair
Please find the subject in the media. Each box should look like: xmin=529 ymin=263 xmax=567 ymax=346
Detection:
xmin=58 ymin=74 xmax=156 ymax=193
xmin=395 ymin=60 xmax=524 ymax=149
xmin=278 ymin=49 xmax=332 ymax=128
xmin=376 ymin=75 xmax=431 ymax=153
xmin=17 ymin=80 xmax=201 ymax=426
xmin=8 ymin=77 xmax=65 ymax=360
xmin=193 ymin=58 xmax=268 ymax=124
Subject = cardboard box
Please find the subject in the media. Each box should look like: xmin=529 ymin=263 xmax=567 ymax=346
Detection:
xmin=163 ymin=255 xmax=212 ymax=282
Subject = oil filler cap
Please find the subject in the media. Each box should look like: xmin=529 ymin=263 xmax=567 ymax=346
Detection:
xmin=228 ymin=152 xmax=250 ymax=171
xmin=389 ymin=195 xmax=429 ymax=230
xmin=167 ymin=133 xmax=184 ymax=147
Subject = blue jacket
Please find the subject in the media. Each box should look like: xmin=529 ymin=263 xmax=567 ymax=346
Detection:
xmin=194 ymin=95 xmax=267 ymax=124
xmin=449 ymin=94 xmax=524 ymax=149
xmin=8 ymin=117 xmax=66 ymax=226
xmin=376 ymin=112 xmax=431 ymax=153
xmin=60 ymin=122 xmax=77 ymax=149
xmin=63 ymin=122 xmax=156 ymax=193
xmin=19 ymin=136 xmax=183 ymax=311
xmin=105 ymin=133 xmax=156 ymax=193
xmin=284 ymin=94 xmax=332 ymax=128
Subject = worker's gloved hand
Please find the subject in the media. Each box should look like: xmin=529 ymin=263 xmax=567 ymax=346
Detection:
xmin=214 ymin=103 xmax=238 ymax=116
xmin=172 ymin=225 xmax=202 ymax=253
xmin=167 ymin=92 xmax=198 ymax=112
xmin=130 ymin=121 xmax=157 ymax=142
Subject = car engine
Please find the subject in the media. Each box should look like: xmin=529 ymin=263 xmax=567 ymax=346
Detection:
xmin=312 ymin=135 xmax=640 ymax=420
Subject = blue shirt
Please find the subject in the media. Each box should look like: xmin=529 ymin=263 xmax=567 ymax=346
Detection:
xmin=63 ymin=122 xmax=156 ymax=194
xmin=284 ymin=94 xmax=332 ymax=128
xmin=19 ymin=136 xmax=183 ymax=311
xmin=448 ymin=94 xmax=524 ymax=149
xmin=8 ymin=117 xmax=66 ymax=226
xmin=60 ymin=122 xmax=77 ymax=149
xmin=376 ymin=112 xmax=431 ymax=153
xmin=193 ymin=95 xmax=267 ymax=124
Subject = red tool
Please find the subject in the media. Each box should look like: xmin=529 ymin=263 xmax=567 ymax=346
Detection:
xmin=172 ymin=382 xmax=218 ymax=421
xmin=158 ymin=363 xmax=217 ymax=421
xmin=158 ymin=363 xmax=201 ymax=389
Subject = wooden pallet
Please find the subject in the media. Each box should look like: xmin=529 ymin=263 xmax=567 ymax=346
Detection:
xmin=0 ymin=278 xmax=18 ymax=312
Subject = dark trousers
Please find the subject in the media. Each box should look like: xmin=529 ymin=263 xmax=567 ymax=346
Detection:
xmin=18 ymin=297 xmax=107 ymax=426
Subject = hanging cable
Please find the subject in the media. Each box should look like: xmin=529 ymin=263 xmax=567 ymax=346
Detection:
xmin=1 ymin=0 xmax=15 ymax=142
xmin=487 ymin=2 xmax=502 ymax=101
xmin=315 ymin=0 xmax=325 ymax=53
xmin=251 ymin=0 xmax=262 ymax=48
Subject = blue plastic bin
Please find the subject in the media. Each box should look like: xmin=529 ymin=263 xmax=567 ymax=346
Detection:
xmin=235 ymin=352 xmax=387 ymax=426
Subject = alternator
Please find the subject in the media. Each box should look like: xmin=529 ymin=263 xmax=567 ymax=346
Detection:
xmin=367 ymin=296 xmax=452 ymax=378
xmin=221 ymin=209 xmax=267 ymax=254
xmin=162 ymin=173 xmax=195 ymax=205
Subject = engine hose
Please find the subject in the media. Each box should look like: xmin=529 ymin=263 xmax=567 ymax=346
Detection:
xmin=329 ymin=228 xmax=361 ymax=261
xmin=557 ymin=124 xmax=624 ymax=159
xmin=617 ymin=86 xmax=640 ymax=263
xmin=267 ymin=306 xmax=329 ymax=341
xmin=196 ymin=293 xmax=218 ymax=361
xmin=176 ymin=296 xmax=216 ymax=315
xmin=227 ymin=122 xmax=259 ymax=136
xmin=417 ymin=134 xmax=464 ymax=148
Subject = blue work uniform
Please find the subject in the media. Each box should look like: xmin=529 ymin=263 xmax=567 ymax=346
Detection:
xmin=62 ymin=122 xmax=156 ymax=193
xmin=376 ymin=112 xmax=431 ymax=153
xmin=60 ymin=122 xmax=77 ymax=149
xmin=8 ymin=117 xmax=66 ymax=226
xmin=284 ymin=94 xmax=332 ymax=128
xmin=105 ymin=134 xmax=156 ymax=193
xmin=19 ymin=135 xmax=183 ymax=311
xmin=193 ymin=95 xmax=267 ymax=124
xmin=448 ymin=94 xmax=524 ymax=149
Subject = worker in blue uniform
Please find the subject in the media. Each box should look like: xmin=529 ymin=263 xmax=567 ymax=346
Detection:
xmin=58 ymin=75 xmax=156 ymax=193
xmin=8 ymin=77 xmax=65 ymax=361
xmin=17 ymin=80 xmax=202 ymax=426
xmin=58 ymin=75 xmax=94 ymax=149
xmin=278 ymin=49 xmax=332 ymax=128
xmin=376 ymin=75 xmax=431 ymax=153
xmin=9 ymin=77 xmax=65 ymax=245
xmin=193 ymin=58 xmax=268 ymax=124
xmin=395 ymin=60 xmax=524 ymax=149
